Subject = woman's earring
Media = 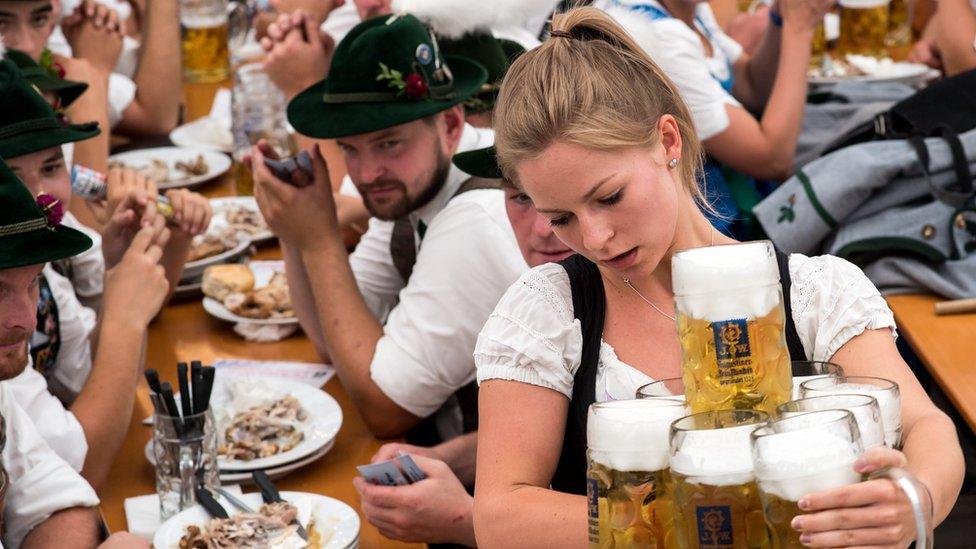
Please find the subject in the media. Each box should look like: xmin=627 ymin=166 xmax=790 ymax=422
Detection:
xmin=667 ymin=158 xmax=679 ymax=169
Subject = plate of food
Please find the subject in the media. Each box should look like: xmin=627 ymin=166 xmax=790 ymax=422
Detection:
xmin=109 ymin=146 xmax=232 ymax=190
xmin=202 ymin=262 xmax=297 ymax=326
xmin=153 ymin=491 xmax=360 ymax=549
xmin=182 ymin=231 xmax=251 ymax=281
xmin=808 ymin=55 xmax=938 ymax=87
xmin=209 ymin=196 xmax=273 ymax=243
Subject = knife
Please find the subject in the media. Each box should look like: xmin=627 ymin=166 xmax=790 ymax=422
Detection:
xmin=195 ymin=486 xmax=230 ymax=519
xmin=216 ymin=487 xmax=255 ymax=514
xmin=252 ymin=470 xmax=309 ymax=540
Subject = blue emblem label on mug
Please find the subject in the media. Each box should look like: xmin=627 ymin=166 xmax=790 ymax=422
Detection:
xmin=415 ymin=43 xmax=433 ymax=65
xmin=711 ymin=318 xmax=754 ymax=385
xmin=696 ymin=505 xmax=734 ymax=547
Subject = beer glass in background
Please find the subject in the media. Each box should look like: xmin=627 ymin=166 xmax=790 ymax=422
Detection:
xmin=587 ymin=399 xmax=689 ymax=549
xmin=778 ymin=394 xmax=886 ymax=449
xmin=886 ymin=0 xmax=913 ymax=47
xmin=838 ymin=0 xmax=891 ymax=58
xmin=790 ymin=361 xmax=843 ymax=400
xmin=800 ymin=375 xmax=902 ymax=448
xmin=672 ymin=241 xmax=793 ymax=416
xmin=751 ymin=410 xmax=863 ymax=549
xmin=669 ymin=410 xmax=770 ymax=549
xmin=636 ymin=377 xmax=687 ymax=401
xmin=231 ymin=63 xmax=292 ymax=196
xmin=810 ymin=19 xmax=828 ymax=69
xmin=180 ymin=0 xmax=235 ymax=82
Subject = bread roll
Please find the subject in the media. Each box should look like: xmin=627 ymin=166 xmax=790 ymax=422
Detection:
xmin=202 ymin=264 xmax=255 ymax=301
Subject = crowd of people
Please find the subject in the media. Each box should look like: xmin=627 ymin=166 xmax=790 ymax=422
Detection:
xmin=0 ymin=0 xmax=973 ymax=547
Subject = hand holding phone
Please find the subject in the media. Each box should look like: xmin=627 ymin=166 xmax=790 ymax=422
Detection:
xmin=263 ymin=150 xmax=314 ymax=187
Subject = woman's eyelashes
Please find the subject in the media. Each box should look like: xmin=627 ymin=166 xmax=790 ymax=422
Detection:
xmin=598 ymin=189 xmax=623 ymax=206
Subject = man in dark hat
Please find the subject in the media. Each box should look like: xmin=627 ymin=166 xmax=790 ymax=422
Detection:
xmin=250 ymin=13 xmax=526 ymax=446
xmin=0 ymin=159 xmax=150 ymax=548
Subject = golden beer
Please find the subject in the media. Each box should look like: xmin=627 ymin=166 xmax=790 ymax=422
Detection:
xmin=233 ymin=161 xmax=253 ymax=196
xmin=886 ymin=0 xmax=911 ymax=47
xmin=762 ymin=491 xmax=804 ymax=549
xmin=838 ymin=0 xmax=891 ymax=58
xmin=182 ymin=19 xmax=230 ymax=83
xmin=671 ymin=474 xmax=768 ymax=549
xmin=810 ymin=23 xmax=828 ymax=69
xmin=588 ymin=400 xmax=688 ymax=549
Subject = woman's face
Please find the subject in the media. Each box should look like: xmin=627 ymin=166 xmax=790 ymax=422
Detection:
xmin=515 ymin=136 xmax=681 ymax=279
xmin=6 ymin=146 xmax=72 ymax=208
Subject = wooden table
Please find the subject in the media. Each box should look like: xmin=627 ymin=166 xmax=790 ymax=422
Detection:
xmin=886 ymin=294 xmax=976 ymax=433
xmin=98 ymin=82 xmax=421 ymax=549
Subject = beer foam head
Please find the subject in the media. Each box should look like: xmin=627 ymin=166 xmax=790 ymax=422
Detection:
xmin=669 ymin=412 xmax=763 ymax=484
xmin=671 ymin=241 xmax=781 ymax=321
xmin=587 ymin=399 xmax=688 ymax=472
xmin=781 ymin=394 xmax=886 ymax=449
xmin=802 ymin=378 xmax=901 ymax=437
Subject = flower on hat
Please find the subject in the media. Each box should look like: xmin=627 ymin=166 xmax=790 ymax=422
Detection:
xmin=377 ymin=62 xmax=428 ymax=100
xmin=39 ymin=49 xmax=66 ymax=79
xmin=36 ymin=193 xmax=64 ymax=229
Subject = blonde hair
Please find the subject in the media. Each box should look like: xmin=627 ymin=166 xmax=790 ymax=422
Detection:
xmin=493 ymin=7 xmax=708 ymax=208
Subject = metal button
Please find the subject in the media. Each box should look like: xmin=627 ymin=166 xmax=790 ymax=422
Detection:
xmin=921 ymin=224 xmax=936 ymax=240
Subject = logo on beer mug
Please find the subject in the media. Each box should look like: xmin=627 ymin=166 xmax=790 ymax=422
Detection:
xmin=697 ymin=505 xmax=733 ymax=546
xmin=712 ymin=318 xmax=754 ymax=386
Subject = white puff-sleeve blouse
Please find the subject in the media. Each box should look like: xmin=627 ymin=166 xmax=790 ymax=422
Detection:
xmin=474 ymin=253 xmax=897 ymax=402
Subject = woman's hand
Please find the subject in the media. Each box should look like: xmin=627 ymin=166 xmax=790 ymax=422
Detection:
xmin=776 ymin=0 xmax=834 ymax=34
xmin=793 ymin=446 xmax=930 ymax=547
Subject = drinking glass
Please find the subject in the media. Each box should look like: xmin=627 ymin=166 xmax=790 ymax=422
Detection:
xmin=180 ymin=0 xmax=247 ymax=82
xmin=800 ymin=375 xmax=901 ymax=448
xmin=778 ymin=394 xmax=885 ymax=449
xmin=635 ymin=377 xmax=687 ymax=402
xmin=838 ymin=0 xmax=892 ymax=58
xmin=669 ymin=410 xmax=770 ymax=548
xmin=153 ymin=409 xmax=220 ymax=520
xmin=790 ymin=360 xmax=843 ymax=400
xmin=231 ymin=62 xmax=293 ymax=195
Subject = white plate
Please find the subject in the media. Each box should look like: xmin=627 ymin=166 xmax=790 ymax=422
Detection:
xmin=169 ymin=117 xmax=234 ymax=153
xmin=202 ymin=261 xmax=299 ymax=326
xmin=809 ymin=62 xmax=937 ymax=87
xmin=145 ymin=435 xmax=335 ymax=483
xmin=109 ymin=146 xmax=232 ymax=190
xmin=153 ymin=491 xmax=360 ymax=549
xmin=209 ymin=196 xmax=274 ymax=244
xmin=182 ymin=238 xmax=251 ymax=281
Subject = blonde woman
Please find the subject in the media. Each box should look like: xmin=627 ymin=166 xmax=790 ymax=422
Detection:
xmin=472 ymin=8 xmax=963 ymax=548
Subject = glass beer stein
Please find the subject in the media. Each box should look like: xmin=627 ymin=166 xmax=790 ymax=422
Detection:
xmin=180 ymin=0 xmax=248 ymax=82
xmin=886 ymin=0 xmax=912 ymax=47
xmin=587 ymin=399 xmax=689 ymax=549
xmin=778 ymin=393 xmax=885 ymax=449
xmin=800 ymin=375 xmax=902 ymax=448
xmin=838 ymin=0 xmax=891 ymax=58
xmin=669 ymin=410 xmax=770 ymax=549
xmin=672 ymin=241 xmax=793 ymax=415
xmin=789 ymin=360 xmax=843 ymax=400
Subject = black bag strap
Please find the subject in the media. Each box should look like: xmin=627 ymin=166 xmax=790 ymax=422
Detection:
xmin=908 ymin=125 xmax=976 ymax=209
xmin=776 ymin=251 xmax=806 ymax=361
xmin=550 ymin=254 xmax=605 ymax=496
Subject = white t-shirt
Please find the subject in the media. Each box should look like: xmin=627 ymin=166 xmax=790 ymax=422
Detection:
xmin=597 ymin=0 xmax=745 ymax=140
xmin=345 ymin=125 xmax=527 ymax=435
xmin=0 ymin=382 xmax=99 ymax=547
xmin=475 ymin=254 xmax=897 ymax=402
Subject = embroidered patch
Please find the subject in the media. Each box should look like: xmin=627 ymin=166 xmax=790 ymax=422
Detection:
xmin=777 ymin=194 xmax=796 ymax=224
xmin=415 ymin=43 xmax=433 ymax=65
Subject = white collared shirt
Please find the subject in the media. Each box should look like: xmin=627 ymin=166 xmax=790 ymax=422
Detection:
xmin=0 ymin=382 xmax=99 ymax=547
xmin=346 ymin=125 xmax=528 ymax=426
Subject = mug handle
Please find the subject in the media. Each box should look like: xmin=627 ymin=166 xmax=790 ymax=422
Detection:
xmin=178 ymin=445 xmax=197 ymax=510
xmin=869 ymin=467 xmax=933 ymax=549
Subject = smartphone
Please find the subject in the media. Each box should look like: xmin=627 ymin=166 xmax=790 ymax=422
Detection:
xmin=263 ymin=150 xmax=313 ymax=187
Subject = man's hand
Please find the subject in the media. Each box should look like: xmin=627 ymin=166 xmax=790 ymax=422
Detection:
xmin=370 ymin=442 xmax=443 ymax=464
xmin=909 ymin=38 xmax=943 ymax=70
xmin=270 ymin=0 xmax=344 ymax=26
xmin=62 ymin=0 xmax=124 ymax=72
xmin=101 ymin=192 xmax=154 ymax=269
xmin=164 ymin=188 xmax=212 ymax=237
xmin=261 ymin=10 xmax=335 ymax=99
xmin=792 ymin=446 xmax=930 ymax=547
xmin=106 ymin=166 xmax=160 ymax=227
xmin=250 ymin=142 xmax=339 ymax=251
xmin=102 ymin=218 xmax=170 ymax=329
xmin=353 ymin=455 xmax=476 ymax=547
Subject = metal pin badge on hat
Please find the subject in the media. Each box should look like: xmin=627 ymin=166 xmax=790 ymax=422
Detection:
xmin=416 ymin=44 xmax=433 ymax=66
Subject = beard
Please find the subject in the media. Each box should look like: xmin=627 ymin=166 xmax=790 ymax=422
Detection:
xmin=0 ymin=332 xmax=30 ymax=381
xmin=357 ymin=147 xmax=452 ymax=221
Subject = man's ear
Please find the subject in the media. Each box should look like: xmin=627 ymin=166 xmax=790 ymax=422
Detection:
xmin=440 ymin=104 xmax=466 ymax=148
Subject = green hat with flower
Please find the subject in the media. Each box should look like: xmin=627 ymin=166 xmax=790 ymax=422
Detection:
xmin=439 ymin=32 xmax=521 ymax=115
xmin=0 ymin=59 xmax=100 ymax=160
xmin=287 ymin=12 xmax=487 ymax=139
xmin=6 ymin=49 xmax=89 ymax=109
xmin=0 ymin=158 xmax=92 ymax=269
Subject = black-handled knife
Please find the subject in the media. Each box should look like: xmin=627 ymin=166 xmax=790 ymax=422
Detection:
xmin=252 ymin=471 xmax=308 ymax=540
xmin=195 ymin=486 xmax=230 ymax=519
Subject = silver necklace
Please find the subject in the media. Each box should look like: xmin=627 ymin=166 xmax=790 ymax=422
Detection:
xmin=621 ymin=229 xmax=716 ymax=322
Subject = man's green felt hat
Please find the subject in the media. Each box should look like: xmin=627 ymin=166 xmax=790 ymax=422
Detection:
xmin=288 ymin=13 xmax=487 ymax=139
xmin=5 ymin=49 xmax=89 ymax=108
xmin=0 ymin=159 xmax=92 ymax=269
xmin=452 ymin=145 xmax=502 ymax=179
xmin=440 ymin=35 xmax=527 ymax=115
xmin=0 ymin=59 xmax=100 ymax=160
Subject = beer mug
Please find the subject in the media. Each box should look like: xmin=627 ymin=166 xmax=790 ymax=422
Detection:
xmin=669 ymin=410 xmax=770 ymax=549
xmin=751 ymin=410 xmax=864 ymax=549
xmin=838 ymin=0 xmax=891 ymax=58
xmin=587 ymin=399 xmax=689 ymax=548
xmin=778 ymin=394 xmax=885 ymax=449
xmin=800 ymin=375 xmax=901 ymax=448
xmin=789 ymin=361 xmax=843 ymax=400
xmin=886 ymin=0 xmax=912 ymax=47
xmin=231 ymin=63 xmax=292 ymax=195
xmin=635 ymin=377 xmax=686 ymax=401
xmin=672 ymin=241 xmax=793 ymax=415
xmin=810 ymin=21 xmax=828 ymax=69
xmin=180 ymin=0 xmax=248 ymax=82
